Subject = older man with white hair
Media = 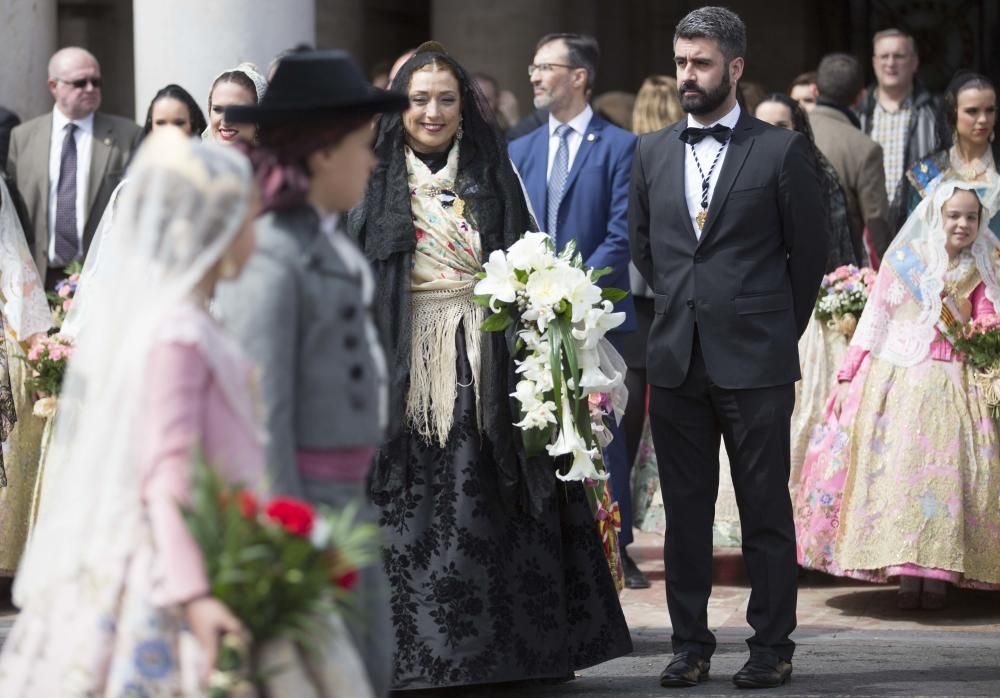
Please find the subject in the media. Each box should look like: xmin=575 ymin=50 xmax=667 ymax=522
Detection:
xmin=6 ymin=47 xmax=142 ymax=289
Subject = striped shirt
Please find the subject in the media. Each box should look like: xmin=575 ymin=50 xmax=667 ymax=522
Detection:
xmin=870 ymin=96 xmax=913 ymax=205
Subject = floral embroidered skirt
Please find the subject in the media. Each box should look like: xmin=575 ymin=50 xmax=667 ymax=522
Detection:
xmin=372 ymin=339 xmax=632 ymax=690
xmin=0 ymin=543 xmax=201 ymax=696
xmin=790 ymin=315 xmax=849 ymax=495
xmin=797 ymin=354 xmax=1000 ymax=588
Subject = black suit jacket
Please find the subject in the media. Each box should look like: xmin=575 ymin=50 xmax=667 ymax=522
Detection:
xmin=628 ymin=111 xmax=828 ymax=390
xmin=0 ymin=107 xmax=19 ymax=171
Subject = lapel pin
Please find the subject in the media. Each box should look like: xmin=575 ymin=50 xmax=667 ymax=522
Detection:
xmin=586 ymin=133 xmax=596 ymax=142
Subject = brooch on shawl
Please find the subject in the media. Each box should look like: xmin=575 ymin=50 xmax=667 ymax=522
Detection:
xmin=421 ymin=185 xmax=466 ymax=218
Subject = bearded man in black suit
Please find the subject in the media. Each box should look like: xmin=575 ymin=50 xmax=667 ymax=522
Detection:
xmin=628 ymin=6 xmax=828 ymax=690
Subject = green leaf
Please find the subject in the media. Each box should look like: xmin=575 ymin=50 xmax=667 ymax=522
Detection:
xmin=472 ymin=294 xmax=493 ymax=308
xmin=548 ymin=320 xmax=564 ymax=413
xmin=522 ymin=425 xmax=551 ymax=456
xmin=601 ymin=287 xmax=629 ymax=303
xmin=590 ymin=266 xmax=613 ymax=282
xmin=558 ymin=314 xmax=580 ymax=404
xmin=481 ymin=311 xmax=513 ymax=332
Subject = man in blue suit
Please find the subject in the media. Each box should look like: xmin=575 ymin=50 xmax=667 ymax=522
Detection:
xmin=509 ymin=32 xmax=647 ymax=589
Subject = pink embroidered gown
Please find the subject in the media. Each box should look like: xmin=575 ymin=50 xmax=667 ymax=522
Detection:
xmin=795 ymin=281 xmax=1000 ymax=588
xmin=0 ymin=305 xmax=265 ymax=696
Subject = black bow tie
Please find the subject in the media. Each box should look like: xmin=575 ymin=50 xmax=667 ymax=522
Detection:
xmin=680 ymin=124 xmax=732 ymax=145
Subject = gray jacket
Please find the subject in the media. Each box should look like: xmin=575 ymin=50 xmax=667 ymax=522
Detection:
xmin=215 ymin=206 xmax=387 ymax=497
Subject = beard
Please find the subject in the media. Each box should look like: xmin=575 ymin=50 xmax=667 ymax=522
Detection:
xmin=679 ymin=71 xmax=731 ymax=115
xmin=533 ymin=89 xmax=555 ymax=111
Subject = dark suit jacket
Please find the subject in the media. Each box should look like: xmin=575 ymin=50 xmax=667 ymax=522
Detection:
xmin=0 ymin=107 xmax=19 ymax=171
xmin=5 ymin=110 xmax=143 ymax=276
xmin=509 ymin=113 xmax=637 ymax=331
xmin=628 ymin=111 xmax=828 ymax=389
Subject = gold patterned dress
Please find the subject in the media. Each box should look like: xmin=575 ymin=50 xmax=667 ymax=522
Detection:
xmin=0 ymin=176 xmax=55 ymax=579
xmin=809 ymin=246 xmax=1000 ymax=588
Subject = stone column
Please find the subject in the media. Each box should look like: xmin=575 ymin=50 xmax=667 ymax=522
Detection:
xmin=133 ymin=0 xmax=315 ymax=122
xmin=0 ymin=0 xmax=58 ymax=121
xmin=316 ymin=0 xmax=365 ymax=63
xmin=431 ymin=0 xmax=563 ymax=122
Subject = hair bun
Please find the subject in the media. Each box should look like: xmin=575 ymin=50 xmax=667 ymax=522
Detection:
xmin=415 ymin=40 xmax=449 ymax=55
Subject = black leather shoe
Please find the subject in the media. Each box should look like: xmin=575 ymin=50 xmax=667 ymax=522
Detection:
xmin=659 ymin=652 xmax=710 ymax=687
xmin=622 ymin=552 xmax=651 ymax=589
xmin=732 ymin=655 xmax=792 ymax=688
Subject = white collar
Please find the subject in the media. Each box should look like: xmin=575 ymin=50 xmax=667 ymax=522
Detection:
xmin=548 ymin=104 xmax=593 ymax=137
xmin=314 ymin=206 xmax=341 ymax=238
xmin=52 ymin=107 xmax=95 ymax=134
xmin=686 ymin=101 xmax=741 ymax=130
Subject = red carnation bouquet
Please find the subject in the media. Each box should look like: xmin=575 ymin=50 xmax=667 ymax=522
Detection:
xmin=181 ymin=457 xmax=380 ymax=696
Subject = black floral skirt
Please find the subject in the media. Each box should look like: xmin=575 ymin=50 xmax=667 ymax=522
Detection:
xmin=372 ymin=340 xmax=633 ymax=690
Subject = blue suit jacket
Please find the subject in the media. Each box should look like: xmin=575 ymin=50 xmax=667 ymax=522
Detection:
xmin=509 ymin=114 xmax=636 ymax=332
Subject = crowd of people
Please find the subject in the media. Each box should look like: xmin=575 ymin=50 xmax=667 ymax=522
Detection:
xmin=0 ymin=4 xmax=996 ymax=695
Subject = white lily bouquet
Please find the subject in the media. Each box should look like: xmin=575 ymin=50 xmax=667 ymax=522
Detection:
xmin=473 ymin=231 xmax=629 ymax=589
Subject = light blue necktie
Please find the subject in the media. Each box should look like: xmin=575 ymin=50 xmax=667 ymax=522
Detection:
xmin=546 ymin=124 xmax=572 ymax=237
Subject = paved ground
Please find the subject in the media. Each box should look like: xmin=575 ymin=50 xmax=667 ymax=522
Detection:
xmin=3 ymin=531 xmax=999 ymax=696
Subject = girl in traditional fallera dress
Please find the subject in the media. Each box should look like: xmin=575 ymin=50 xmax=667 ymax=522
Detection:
xmin=795 ymin=181 xmax=1000 ymax=609
xmin=0 ymin=176 xmax=53 ymax=592
xmin=0 ymin=132 xmax=264 ymax=695
xmin=349 ymin=42 xmax=632 ymax=691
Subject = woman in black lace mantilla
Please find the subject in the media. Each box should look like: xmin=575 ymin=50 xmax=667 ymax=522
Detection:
xmin=348 ymin=42 xmax=632 ymax=691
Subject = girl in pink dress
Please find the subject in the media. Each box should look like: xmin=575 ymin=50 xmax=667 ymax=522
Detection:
xmin=0 ymin=131 xmax=264 ymax=695
xmin=795 ymin=182 xmax=1000 ymax=609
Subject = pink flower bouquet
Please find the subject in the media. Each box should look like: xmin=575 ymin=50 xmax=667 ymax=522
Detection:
xmin=951 ymin=313 xmax=1000 ymax=418
xmin=814 ymin=264 xmax=876 ymax=339
xmin=46 ymin=261 xmax=82 ymax=328
xmin=19 ymin=334 xmax=74 ymax=414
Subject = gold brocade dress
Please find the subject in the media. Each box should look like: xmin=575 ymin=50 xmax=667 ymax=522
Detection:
xmin=0 ymin=336 xmax=47 ymax=578
xmin=834 ymin=265 xmax=1000 ymax=588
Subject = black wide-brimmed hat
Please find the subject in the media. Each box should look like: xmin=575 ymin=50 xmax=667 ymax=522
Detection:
xmin=225 ymin=49 xmax=409 ymax=124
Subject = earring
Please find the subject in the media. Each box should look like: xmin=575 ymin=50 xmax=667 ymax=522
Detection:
xmin=456 ymin=119 xmax=464 ymax=142
xmin=219 ymin=256 xmax=239 ymax=279
xmin=991 ymin=131 xmax=996 ymax=144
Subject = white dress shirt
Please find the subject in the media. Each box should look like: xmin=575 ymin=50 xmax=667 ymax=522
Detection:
xmin=546 ymin=104 xmax=594 ymax=181
xmin=684 ymin=102 xmax=740 ymax=239
xmin=48 ymin=108 xmax=94 ymax=262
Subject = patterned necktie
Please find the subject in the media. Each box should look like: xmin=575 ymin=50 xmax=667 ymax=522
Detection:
xmin=546 ymin=124 xmax=572 ymax=237
xmin=54 ymin=123 xmax=79 ymax=266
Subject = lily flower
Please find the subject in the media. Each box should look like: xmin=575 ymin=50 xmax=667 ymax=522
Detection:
xmin=474 ymin=250 xmax=522 ymax=311
xmin=507 ymin=231 xmax=554 ymax=272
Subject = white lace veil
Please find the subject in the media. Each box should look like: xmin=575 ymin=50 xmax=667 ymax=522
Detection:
xmin=202 ymin=62 xmax=268 ymax=140
xmin=14 ymin=130 xmax=253 ymax=606
xmin=0 ymin=176 xmax=52 ymax=341
xmin=60 ymin=180 xmax=126 ymax=338
xmin=851 ymin=179 xmax=1000 ymax=367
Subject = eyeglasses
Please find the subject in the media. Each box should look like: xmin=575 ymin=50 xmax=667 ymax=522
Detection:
xmin=57 ymin=77 xmax=102 ymax=89
xmin=874 ymin=53 xmax=910 ymax=63
xmin=528 ymin=63 xmax=575 ymax=76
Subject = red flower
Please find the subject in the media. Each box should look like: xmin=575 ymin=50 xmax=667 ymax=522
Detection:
xmin=264 ymin=497 xmax=315 ymax=536
xmin=335 ymin=569 xmax=360 ymax=591
xmin=415 ymin=228 xmax=426 ymax=241
xmin=237 ymin=490 xmax=257 ymax=518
